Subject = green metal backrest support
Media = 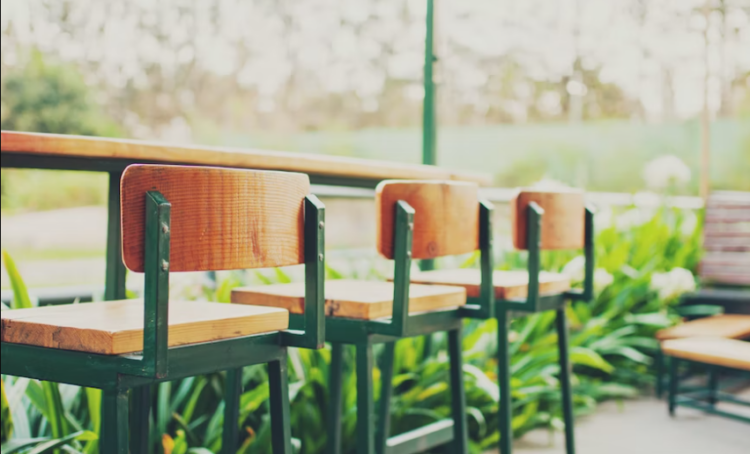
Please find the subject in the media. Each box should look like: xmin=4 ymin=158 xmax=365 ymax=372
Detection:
xmin=512 ymin=203 xmax=595 ymax=312
xmin=376 ymin=181 xmax=494 ymax=337
xmin=122 ymin=165 xmax=326 ymax=378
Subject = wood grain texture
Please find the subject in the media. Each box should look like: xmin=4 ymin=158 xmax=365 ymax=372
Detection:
xmin=231 ymin=279 xmax=466 ymax=320
xmin=407 ymin=269 xmax=572 ymax=299
xmin=656 ymin=314 xmax=750 ymax=341
xmin=121 ymin=165 xmax=309 ymax=272
xmin=700 ymin=252 xmax=750 ymax=286
xmin=0 ymin=300 xmax=289 ymax=355
xmin=662 ymin=338 xmax=750 ymax=371
xmin=375 ymin=180 xmax=480 ymax=260
xmin=511 ymin=189 xmax=585 ymax=250
xmin=0 ymin=130 xmax=491 ymax=185
xmin=700 ymin=191 xmax=750 ymax=285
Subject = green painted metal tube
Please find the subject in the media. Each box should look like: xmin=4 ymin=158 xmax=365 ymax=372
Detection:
xmin=385 ymin=201 xmax=415 ymax=337
xmin=377 ymin=342 xmax=396 ymax=454
xmin=327 ymin=343 xmax=345 ymax=454
xmin=269 ymin=357 xmax=293 ymax=454
xmin=496 ymin=308 xmax=512 ymax=454
xmin=448 ymin=328 xmax=469 ymax=454
xmin=104 ymin=171 xmax=126 ymax=301
xmin=284 ymin=194 xmax=327 ymax=349
xmin=556 ymin=307 xmax=576 ymax=454
xmin=222 ymin=368 xmax=243 ymax=454
xmin=101 ymin=388 xmax=129 ymax=454
xmin=143 ymin=191 xmax=171 ymax=378
xmin=385 ymin=419 xmax=453 ymax=454
xmin=129 ymin=385 xmax=151 ymax=454
xmin=356 ymin=343 xmax=376 ymax=454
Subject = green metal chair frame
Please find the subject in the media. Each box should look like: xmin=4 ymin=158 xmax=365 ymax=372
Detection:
xmin=668 ymin=357 xmax=750 ymax=424
xmin=496 ymin=203 xmax=595 ymax=454
xmin=320 ymin=199 xmax=495 ymax=454
xmin=0 ymin=177 xmax=327 ymax=454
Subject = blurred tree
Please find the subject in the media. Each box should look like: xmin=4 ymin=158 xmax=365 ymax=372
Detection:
xmin=0 ymin=51 xmax=120 ymax=136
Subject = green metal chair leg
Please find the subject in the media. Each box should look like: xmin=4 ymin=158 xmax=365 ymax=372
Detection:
xmin=356 ymin=343 xmax=376 ymax=454
xmin=668 ymin=357 xmax=679 ymax=416
xmin=327 ymin=343 xmax=345 ymax=454
xmin=130 ymin=385 xmax=151 ymax=454
xmin=497 ymin=309 xmax=513 ymax=454
xmin=269 ymin=357 xmax=293 ymax=454
xmin=707 ymin=366 xmax=719 ymax=407
xmin=556 ymin=307 xmax=576 ymax=454
xmin=222 ymin=368 xmax=243 ymax=454
xmin=376 ymin=342 xmax=396 ymax=454
xmin=655 ymin=347 xmax=665 ymax=398
xmin=102 ymin=387 xmax=129 ymax=454
xmin=448 ymin=328 xmax=469 ymax=454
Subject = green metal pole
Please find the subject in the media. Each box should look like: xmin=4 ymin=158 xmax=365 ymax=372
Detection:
xmin=556 ymin=307 xmax=576 ymax=454
xmin=104 ymin=171 xmax=126 ymax=301
xmin=421 ymin=0 xmax=437 ymax=357
xmin=422 ymin=0 xmax=436 ymax=168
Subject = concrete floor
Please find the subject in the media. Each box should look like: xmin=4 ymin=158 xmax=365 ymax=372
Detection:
xmin=509 ymin=392 xmax=750 ymax=454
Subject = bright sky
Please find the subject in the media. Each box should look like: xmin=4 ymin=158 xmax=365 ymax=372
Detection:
xmin=2 ymin=0 xmax=749 ymax=120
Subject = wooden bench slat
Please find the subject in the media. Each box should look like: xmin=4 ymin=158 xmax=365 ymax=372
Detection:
xmin=407 ymin=269 xmax=571 ymax=299
xmin=662 ymin=338 xmax=750 ymax=371
xmin=703 ymin=237 xmax=750 ymax=252
xmin=0 ymin=300 xmax=289 ymax=355
xmin=656 ymin=314 xmax=750 ymax=341
xmin=704 ymin=210 xmax=750 ymax=223
xmin=232 ymin=280 xmax=466 ymax=320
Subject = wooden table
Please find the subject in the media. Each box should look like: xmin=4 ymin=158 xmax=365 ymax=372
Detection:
xmin=1 ymin=130 xmax=491 ymax=301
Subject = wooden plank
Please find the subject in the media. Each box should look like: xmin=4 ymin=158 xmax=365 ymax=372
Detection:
xmin=375 ymin=181 xmax=480 ymax=260
xmin=121 ymin=165 xmax=309 ymax=272
xmin=656 ymin=315 xmax=750 ymax=341
xmin=408 ymin=269 xmax=571 ymax=299
xmin=0 ymin=300 xmax=289 ymax=355
xmin=705 ymin=209 xmax=750 ymax=223
xmin=700 ymin=252 xmax=750 ymax=285
xmin=511 ymin=189 xmax=585 ymax=250
xmin=0 ymin=131 xmax=491 ymax=185
xmin=703 ymin=236 xmax=750 ymax=252
xmin=662 ymin=338 xmax=750 ymax=372
xmin=706 ymin=191 xmax=750 ymax=208
xmin=231 ymin=279 xmax=466 ymax=320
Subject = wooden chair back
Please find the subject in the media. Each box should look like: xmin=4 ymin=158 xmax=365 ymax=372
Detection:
xmin=511 ymin=189 xmax=585 ymax=250
xmin=700 ymin=191 xmax=750 ymax=286
xmin=121 ymin=164 xmax=310 ymax=272
xmin=376 ymin=180 xmax=480 ymax=260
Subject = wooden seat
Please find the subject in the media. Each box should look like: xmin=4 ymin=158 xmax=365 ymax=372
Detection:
xmin=656 ymin=314 xmax=750 ymax=341
xmin=408 ymin=269 xmax=571 ymax=299
xmin=0 ymin=299 xmax=289 ymax=355
xmin=232 ymin=279 xmax=466 ymax=320
xmin=662 ymin=338 xmax=750 ymax=371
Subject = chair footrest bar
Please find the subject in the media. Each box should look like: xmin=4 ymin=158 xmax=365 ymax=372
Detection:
xmin=386 ymin=419 xmax=454 ymax=454
xmin=675 ymin=397 xmax=750 ymax=423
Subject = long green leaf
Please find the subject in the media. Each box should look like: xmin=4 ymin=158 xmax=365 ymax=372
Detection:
xmin=1 ymin=437 xmax=49 ymax=454
xmin=2 ymin=251 xmax=32 ymax=309
xmin=26 ymin=431 xmax=97 ymax=454
xmin=1 ymin=380 xmax=12 ymax=443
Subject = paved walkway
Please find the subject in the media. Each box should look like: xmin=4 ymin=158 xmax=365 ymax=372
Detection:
xmin=507 ymin=392 xmax=750 ymax=454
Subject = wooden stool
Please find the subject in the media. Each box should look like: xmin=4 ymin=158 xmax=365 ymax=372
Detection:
xmin=408 ymin=188 xmax=593 ymax=454
xmin=232 ymin=180 xmax=496 ymax=454
xmin=663 ymin=337 xmax=750 ymax=423
xmin=0 ymin=164 xmax=326 ymax=453
xmin=654 ymin=314 xmax=750 ymax=398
